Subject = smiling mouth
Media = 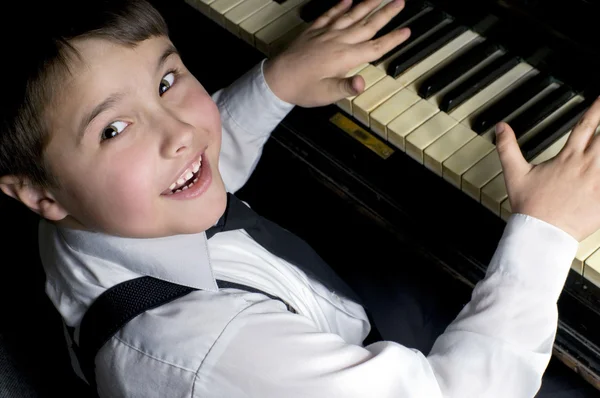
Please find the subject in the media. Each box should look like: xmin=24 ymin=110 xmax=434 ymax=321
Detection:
xmin=165 ymin=154 xmax=203 ymax=195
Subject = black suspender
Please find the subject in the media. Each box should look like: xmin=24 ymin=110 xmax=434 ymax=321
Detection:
xmin=66 ymin=276 xmax=297 ymax=395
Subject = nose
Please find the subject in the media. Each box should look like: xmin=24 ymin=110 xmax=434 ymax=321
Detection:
xmin=155 ymin=108 xmax=195 ymax=158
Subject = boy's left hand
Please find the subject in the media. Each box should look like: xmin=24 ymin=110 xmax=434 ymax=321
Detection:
xmin=263 ymin=0 xmax=410 ymax=107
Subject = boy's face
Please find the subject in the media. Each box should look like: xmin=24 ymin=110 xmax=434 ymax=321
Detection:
xmin=43 ymin=36 xmax=227 ymax=238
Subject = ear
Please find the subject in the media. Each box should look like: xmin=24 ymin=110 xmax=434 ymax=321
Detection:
xmin=0 ymin=175 xmax=69 ymax=221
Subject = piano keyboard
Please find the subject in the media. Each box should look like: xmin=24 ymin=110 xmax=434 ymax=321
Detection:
xmin=184 ymin=0 xmax=600 ymax=287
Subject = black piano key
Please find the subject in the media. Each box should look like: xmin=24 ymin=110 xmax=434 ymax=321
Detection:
xmin=417 ymin=40 xmax=500 ymax=99
xmin=439 ymin=53 xmax=521 ymax=113
xmin=372 ymin=0 xmax=429 ymax=41
xmin=471 ymin=74 xmax=554 ymax=134
xmin=520 ymin=97 xmax=595 ymax=162
xmin=372 ymin=9 xmax=450 ymax=67
xmin=507 ymin=85 xmax=576 ymax=141
xmin=387 ymin=22 xmax=468 ymax=78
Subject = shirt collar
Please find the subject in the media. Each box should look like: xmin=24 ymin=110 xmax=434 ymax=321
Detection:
xmin=40 ymin=219 xmax=219 ymax=293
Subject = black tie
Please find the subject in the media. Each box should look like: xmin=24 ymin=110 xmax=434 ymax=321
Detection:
xmin=206 ymin=193 xmax=365 ymax=306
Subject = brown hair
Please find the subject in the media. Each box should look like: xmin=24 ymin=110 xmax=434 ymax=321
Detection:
xmin=0 ymin=0 xmax=169 ymax=188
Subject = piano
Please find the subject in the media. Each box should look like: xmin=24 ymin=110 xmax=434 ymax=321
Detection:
xmin=177 ymin=0 xmax=600 ymax=391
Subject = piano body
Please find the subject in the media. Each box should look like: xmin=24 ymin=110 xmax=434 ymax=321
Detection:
xmin=179 ymin=0 xmax=600 ymax=391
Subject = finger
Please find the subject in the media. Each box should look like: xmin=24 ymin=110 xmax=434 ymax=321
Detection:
xmin=354 ymin=27 xmax=411 ymax=62
xmin=495 ymin=122 xmax=531 ymax=186
xmin=311 ymin=0 xmax=354 ymax=30
xmin=314 ymin=75 xmax=365 ymax=105
xmin=330 ymin=0 xmax=384 ymax=30
xmin=564 ymin=97 xmax=600 ymax=153
xmin=343 ymin=0 xmax=406 ymax=43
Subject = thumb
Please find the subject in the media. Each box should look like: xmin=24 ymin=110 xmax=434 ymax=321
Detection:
xmin=311 ymin=75 xmax=365 ymax=107
xmin=341 ymin=74 xmax=365 ymax=97
xmin=495 ymin=122 xmax=531 ymax=184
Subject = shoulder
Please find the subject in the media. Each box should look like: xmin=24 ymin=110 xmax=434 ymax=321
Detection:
xmin=93 ymin=288 xmax=289 ymax=397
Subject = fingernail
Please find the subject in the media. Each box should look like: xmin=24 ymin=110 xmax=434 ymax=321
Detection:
xmin=495 ymin=123 xmax=505 ymax=135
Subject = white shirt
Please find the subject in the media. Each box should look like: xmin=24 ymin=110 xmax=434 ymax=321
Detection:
xmin=38 ymin=59 xmax=579 ymax=398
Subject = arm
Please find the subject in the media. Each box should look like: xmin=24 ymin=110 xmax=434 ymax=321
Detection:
xmin=213 ymin=0 xmax=410 ymax=193
xmin=212 ymin=60 xmax=294 ymax=194
xmin=193 ymin=214 xmax=576 ymax=398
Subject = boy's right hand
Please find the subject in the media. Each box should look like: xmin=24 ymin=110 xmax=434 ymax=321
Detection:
xmin=497 ymin=97 xmax=600 ymax=242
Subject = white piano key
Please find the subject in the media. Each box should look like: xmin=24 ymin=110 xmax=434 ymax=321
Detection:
xmin=352 ymin=76 xmax=405 ymax=127
xmin=447 ymin=62 xmax=534 ymax=122
xmin=573 ymin=228 xmax=600 ymax=275
xmin=462 ymin=94 xmax=582 ymax=202
xmin=480 ymin=172 xmax=507 ymax=214
xmin=423 ymin=49 xmax=505 ymax=108
xmin=337 ymin=65 xmax=386 ymax=114
xmin=369 ymin=89 xmax=421 ymax=139
xmin=223 ymin=0 xmax=271 ymax=36
xmin=352 ymin=31 xmax=486 ymax=138
xmin=185 ymin=0 xmax=218 ymax=15
xmin=500 ymin=199 xmax=511 ymax=221
xmin=210 ymin=0 xmax=248 ymax=25
xmin=239 ymin=0 xmax=308 ymax=45
xmin=461 ymin=150 xmax=501 ymax=201
xmin=461 ymin=73 xmax=556 ymax=132
xmin=387 ymin=100 xmax=439 ymax=151
xmin=393 ymin=30 xmax=481 ymax=89
xmin=584 ymin=247 xmax=600 ymax=288
xmin=377 ymin=17 xmax=452 ymax=73
xmin=442 ymin=136 xmax=495 ymax=188
xmin=254 ymin=6 xmax=306 ymax=54
xmin=404 ymin=112 xmax=458 ymax=163
xmin=424 ymin=123 xmax=477 ymax=176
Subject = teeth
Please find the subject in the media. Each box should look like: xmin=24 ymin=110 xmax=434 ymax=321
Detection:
xmin=182 ymin=186 xmax=188 ymax=191
xmin=168 ymin=154 xmax=204 ymax=193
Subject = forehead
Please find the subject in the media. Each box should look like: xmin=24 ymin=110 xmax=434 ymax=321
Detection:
xmin=47 ymin=36 xmax=175 ymax=131
xmin=68 ymin=35 xmax=174 ymax=95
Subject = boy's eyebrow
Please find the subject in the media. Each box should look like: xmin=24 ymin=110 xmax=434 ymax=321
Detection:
xmin=157 ymin=44 xmax=179 ymax=74
xmin=78 ymin=94 xmax=123 ymax=143
xmin=77 ymin=44 xmax=180 ymax=143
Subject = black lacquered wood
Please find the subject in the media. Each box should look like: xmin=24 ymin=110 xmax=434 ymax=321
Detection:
xmin=372 ymin=0 xmax=429 ymax=41
xmin=387 ymin=22 xmax=468 ymax=77
xmin=508 ymin=85 xmax=576 ymax=141
xmin=520 ymin=97 xmax=594 ymax=161
xmin=471 ymin=73 xmax=554 ymax=133
xmin=417 ymin=40 xmax=500 ymax=99
xmin=439 ymin=53 xmax=520 ymax=112
xmin=372 ymin=9 xmax=450 ymax=66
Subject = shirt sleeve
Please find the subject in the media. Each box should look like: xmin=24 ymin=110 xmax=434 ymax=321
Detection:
xmin=212 ymin=59 xmax=295 ymax=194
xmin=193 ymin=214 xmax=578 ymax=398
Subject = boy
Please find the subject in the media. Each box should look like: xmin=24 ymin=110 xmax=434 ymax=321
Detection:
xmin=0 ymin=0 xmax=599 ymax=396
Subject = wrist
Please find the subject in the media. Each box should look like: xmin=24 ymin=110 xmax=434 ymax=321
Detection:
xmin=262 ymin=57 xmax=293 ymax=105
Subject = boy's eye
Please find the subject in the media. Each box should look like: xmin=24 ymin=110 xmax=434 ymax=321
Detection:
xmin=159 ymin=72 xmax=176 ymax=95
xmin=101 ymin=121 xmax=128 ymax=141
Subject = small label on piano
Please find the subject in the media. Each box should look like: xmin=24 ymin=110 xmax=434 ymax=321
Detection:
xmin=329 ymin=113 xmax=395 ymax=160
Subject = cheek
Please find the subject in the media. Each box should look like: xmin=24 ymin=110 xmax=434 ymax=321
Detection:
xmin=60 ymin=147 xmax=158 ymax=226
xmin=181 ymin=83 xmax=222 ymax=144
xmin=98 ymin=149 xmax=158 ymax=213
